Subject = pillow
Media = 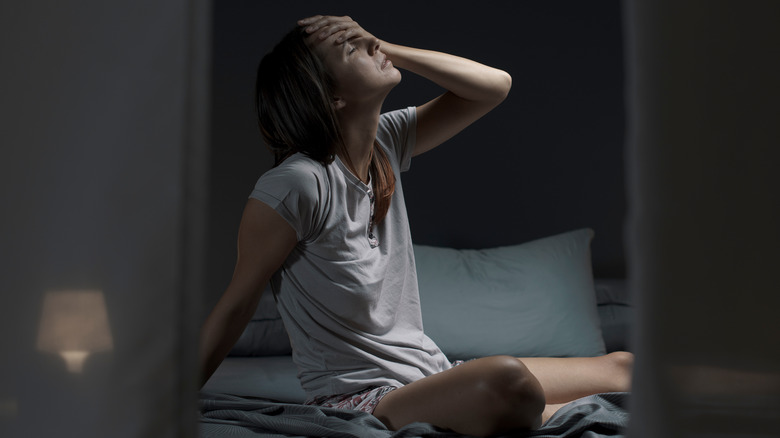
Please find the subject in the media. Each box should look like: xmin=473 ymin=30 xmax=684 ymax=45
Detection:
xmin=594 ymin=279 xmax=634 ymax=353
xmin=228 ymin=286 xmax=292 ymax=357
xmin=414 ymin=228 xmax=605 ymax=360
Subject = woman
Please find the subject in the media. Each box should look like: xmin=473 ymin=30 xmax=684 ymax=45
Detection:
xmin=200 ymin=15 xmax=632 ymax=437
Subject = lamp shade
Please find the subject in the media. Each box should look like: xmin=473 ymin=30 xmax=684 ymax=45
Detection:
xmin=37 ymin=290 xmax=113 ymax=372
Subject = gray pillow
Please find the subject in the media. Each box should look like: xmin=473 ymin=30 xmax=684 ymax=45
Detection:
xmin=594 ymin=279 xmax=634 ymax=353
xmin=414 ymin=228 xmax=606 ymax=360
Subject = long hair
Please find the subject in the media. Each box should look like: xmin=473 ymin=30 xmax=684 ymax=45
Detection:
xmin=255 ymin=27 xmax=396 ymax=225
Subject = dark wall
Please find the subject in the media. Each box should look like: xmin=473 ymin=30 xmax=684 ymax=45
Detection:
xmin=207 ymin=1 xmax=625 ymax=305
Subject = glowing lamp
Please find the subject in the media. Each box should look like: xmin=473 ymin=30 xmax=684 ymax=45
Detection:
xmin=36 ymin=290 xmax=113 ymax=373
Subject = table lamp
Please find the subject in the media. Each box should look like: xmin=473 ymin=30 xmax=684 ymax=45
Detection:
xmin=36 ymin=290 xmax=113 ymax=373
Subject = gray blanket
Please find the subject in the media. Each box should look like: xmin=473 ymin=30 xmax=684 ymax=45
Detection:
xmin=200 ymin=392 xmax=629 ymax=438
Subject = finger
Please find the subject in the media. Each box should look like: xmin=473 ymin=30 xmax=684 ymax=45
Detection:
xmin=299 ymin=15 xmax=331 ymax=34
xmin=307 ymin=15 xmax=354 ymax=34
xmin=317 ymin=21 xmax=360 ymax=41
xmin=297 ymin=15 xmax=322 ymax=27
xmin=335 ymin=27 xmax=359 ymax=43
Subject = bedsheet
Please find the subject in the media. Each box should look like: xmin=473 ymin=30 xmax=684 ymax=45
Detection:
xmin=200 ymin=391 xmax=629 ymax=438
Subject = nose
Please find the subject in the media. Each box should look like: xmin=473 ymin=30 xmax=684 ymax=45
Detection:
xmin=367 ymin=37 xmax=380 ymax=56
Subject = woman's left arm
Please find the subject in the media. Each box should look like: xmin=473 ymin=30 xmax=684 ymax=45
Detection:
xmin=381 ymin=42 xmax=512 ymax=156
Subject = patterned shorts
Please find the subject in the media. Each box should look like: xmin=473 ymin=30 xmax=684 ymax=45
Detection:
xmin=303 ymin=361 xmax=466 ymax=415
xmin=303 ymin=385 xmax=397 ymax=414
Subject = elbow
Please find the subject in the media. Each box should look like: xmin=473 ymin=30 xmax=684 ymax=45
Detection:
xmin=490 ymin=70 xmax=512 ymax=103
xmin=499 ymin=70 xmax=512 ymax=100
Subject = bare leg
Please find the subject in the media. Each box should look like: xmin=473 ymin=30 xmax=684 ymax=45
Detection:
xmin=519 ymin=351 xmax=634 ymax=422
xmin=518 ymin=351 xmax=634 ymax=404
xmin=373 ymin=352 xmax=633 ymax=434
xmin=542 ymin=403 xmax=569 ymax=423
xmin=373 ymin=355 xmax=546 ymax=437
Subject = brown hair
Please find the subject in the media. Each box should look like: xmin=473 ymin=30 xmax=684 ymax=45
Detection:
xmin=255 ymin=27 xmax=395 ymax=225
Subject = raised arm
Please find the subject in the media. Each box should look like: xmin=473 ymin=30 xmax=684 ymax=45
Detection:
xmin=381 ymin=42 xmax=512 ymax=156
xmin=298 ymin=15 xmax=512 ymax=156
xmin=199 ymin=198 xmax=297 ymax=386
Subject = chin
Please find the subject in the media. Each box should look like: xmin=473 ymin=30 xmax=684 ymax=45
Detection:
xmin=389 ymin=68 xmax=402 ymax=86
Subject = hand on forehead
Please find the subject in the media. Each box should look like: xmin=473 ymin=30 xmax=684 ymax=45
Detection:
xmin=298 ymin=15 xmax=368 ymax=46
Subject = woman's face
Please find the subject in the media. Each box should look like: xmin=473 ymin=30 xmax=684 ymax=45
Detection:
xmin=309 ymin=32 xmax=401 ymax=108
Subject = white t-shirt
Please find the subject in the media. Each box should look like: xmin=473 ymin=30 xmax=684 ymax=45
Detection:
xmin=249 ymin=107 xmax=451 ymax=399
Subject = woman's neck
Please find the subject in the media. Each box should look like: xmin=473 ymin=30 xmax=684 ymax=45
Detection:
xmin=336 ymin=106 xmax=381 ymax=183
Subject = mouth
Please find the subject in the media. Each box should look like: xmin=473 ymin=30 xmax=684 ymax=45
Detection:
xmin=381 ymin=55 xmax=390 ymax=70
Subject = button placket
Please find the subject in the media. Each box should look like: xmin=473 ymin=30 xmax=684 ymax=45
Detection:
xmin=367 ymin=185 xmax=379 ymax=248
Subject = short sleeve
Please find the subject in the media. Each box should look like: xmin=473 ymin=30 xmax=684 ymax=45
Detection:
xmin=248 ymin=157 xmax=327 ymax=242
xmin=376 ymin=106 xmax=417 ymax=172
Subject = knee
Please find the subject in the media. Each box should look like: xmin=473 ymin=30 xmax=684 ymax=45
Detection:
xmin=477 ymin=356 xmax=546 ymax=432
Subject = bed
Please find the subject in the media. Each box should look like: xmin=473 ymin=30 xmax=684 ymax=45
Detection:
xmin=200 ymin=228 xmax=634 ymax=437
